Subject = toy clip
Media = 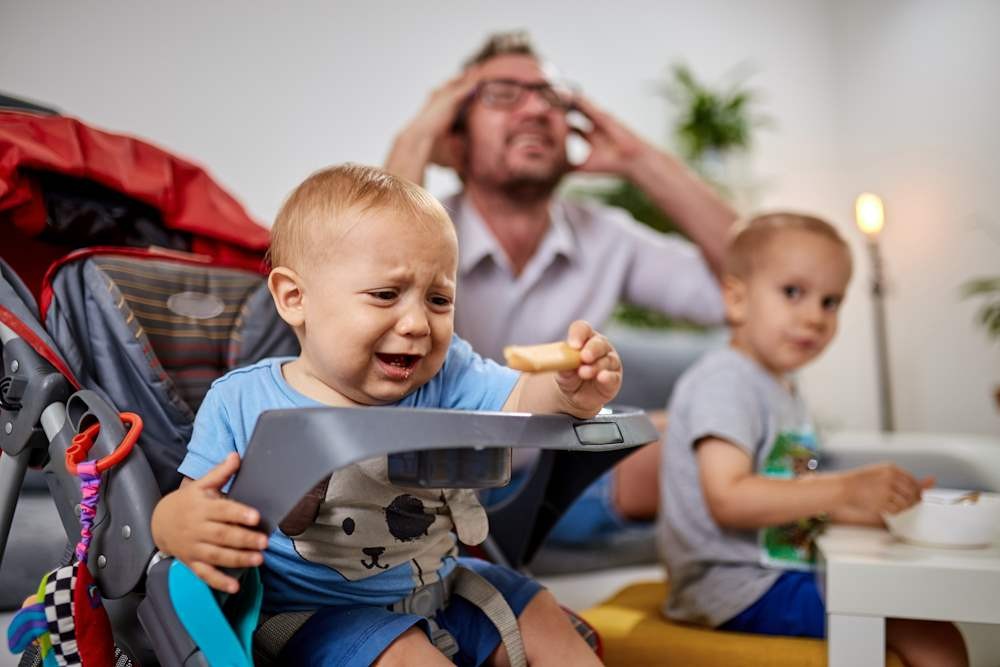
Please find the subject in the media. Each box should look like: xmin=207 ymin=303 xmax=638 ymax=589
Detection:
xmin=65 ymin=412 xmax=142 ymax=475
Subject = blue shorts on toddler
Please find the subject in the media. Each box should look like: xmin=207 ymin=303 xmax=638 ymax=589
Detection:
xmin=719 ymin=570 xmax=825 ymax=638
xmin=278 ymin=557 xmax=542 ymax=667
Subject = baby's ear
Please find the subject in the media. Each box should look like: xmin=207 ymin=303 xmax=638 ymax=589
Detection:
xmin=268 ymin=267 xmax=306 ymax=328
xmin=721 ymin=274 xmax=748 ymax=326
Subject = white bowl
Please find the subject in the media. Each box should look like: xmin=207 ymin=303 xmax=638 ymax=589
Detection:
xmin=883 ymin=489 xmax=1000 ymax=548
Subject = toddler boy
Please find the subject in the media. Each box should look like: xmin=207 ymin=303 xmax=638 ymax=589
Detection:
xmin=658 ymin=213 xmax=967 ymax=666
xmin=151 ymin=164 xmax=618 ymax=666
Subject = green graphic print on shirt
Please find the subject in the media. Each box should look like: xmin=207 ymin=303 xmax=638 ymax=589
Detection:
xmin=759 ymin=430 xmax=828 ymax=570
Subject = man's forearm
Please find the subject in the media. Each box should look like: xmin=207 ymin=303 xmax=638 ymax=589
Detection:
xmin=384 ymin=128 xmax=434 ymax=186
xmin=626 ymin=148 xmax=737 ymax=277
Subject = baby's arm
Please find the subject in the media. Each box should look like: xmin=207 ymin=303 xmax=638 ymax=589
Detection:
xmin=502 ymin=320 xmax=622 ymax=418
xmin=151 ymin=453 xmax=268 ymax=593
xmin=697 ymin=438 xmax=930 ymax=529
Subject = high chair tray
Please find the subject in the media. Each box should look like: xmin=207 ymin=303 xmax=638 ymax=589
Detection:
xmin=229 ymin=406 xmax=657 ymax=534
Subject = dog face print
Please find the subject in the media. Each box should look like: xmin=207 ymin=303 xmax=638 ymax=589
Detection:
xmin=281 ymin=457 xmax=487 ymax=584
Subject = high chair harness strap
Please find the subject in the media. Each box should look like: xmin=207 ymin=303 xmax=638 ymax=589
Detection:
xmin=254 ymin=565 xmax=527 ymax=666
xmin=386 ymin=565 xmax=526 ymax=666
xmin=450 ymin=566 xmax=526 ymax=667
xmin=254 ymin=611 xmax=313 ymax=660
xmin=389 ymin=575 xmax=459 ymax=659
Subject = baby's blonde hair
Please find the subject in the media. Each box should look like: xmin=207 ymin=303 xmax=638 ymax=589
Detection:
xmin=267 ymin=164 xmax=452 ymax=271
xmin=724 ymin=212 xmax=851 ymax=279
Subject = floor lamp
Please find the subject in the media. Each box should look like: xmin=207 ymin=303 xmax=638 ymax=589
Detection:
xmin=855 ymin=193 xmax=895 ymax=432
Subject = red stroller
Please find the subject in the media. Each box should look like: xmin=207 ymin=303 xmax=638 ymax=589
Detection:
xmin=0 ymin=108 xmax=295 ymax=664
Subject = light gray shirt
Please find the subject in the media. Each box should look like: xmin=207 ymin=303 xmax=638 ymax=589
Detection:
xmin=445 ymin=193 xmax=724 ymax=362
xmin=658 ymin=347 xmax=815 ymax=627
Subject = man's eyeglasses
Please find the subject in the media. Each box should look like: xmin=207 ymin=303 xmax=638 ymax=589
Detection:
xmin=474 ymin=78 xmax=576 ymax=112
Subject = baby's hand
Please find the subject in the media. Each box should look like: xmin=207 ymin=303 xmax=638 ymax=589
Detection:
xmin=554 ymin=320 xmax=622 ymax=416
xmin=151 ymin=453 xmax=268 ymax=593
xmin=842 ymin=462 xmax=934 ymax=516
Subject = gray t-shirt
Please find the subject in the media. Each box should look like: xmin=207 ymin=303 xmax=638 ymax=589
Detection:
xmin=658 ymin=347 xmax=819 ymax=627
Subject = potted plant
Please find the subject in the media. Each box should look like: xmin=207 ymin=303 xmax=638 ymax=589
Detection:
xmin=662 ymin=63 xmax=766 ymax=184
xmin=961 ymin=276 xmax=1000 ymax=410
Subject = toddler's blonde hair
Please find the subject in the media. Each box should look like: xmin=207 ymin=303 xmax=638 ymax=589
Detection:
xmin=267 ymin=164 xmax=452 ymax=271
xmin=725 ymin=212 xmax=851 ymax=279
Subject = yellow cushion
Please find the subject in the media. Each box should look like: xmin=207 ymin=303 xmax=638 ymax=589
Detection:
xmin=581 ymin=580 xmax=903 ymax=667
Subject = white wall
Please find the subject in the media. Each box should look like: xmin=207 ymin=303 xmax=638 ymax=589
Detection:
xmin=801 ymin=0 xmax=1000 ymax=435
xmin=1 ymin=0 xmax=996 ymax=435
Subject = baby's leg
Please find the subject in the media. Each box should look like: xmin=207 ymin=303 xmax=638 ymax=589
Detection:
xmin=487 ymin=589 xmax=601 ymax=667
xmin=886 ymin=618 xmax=968 ymax=667
xmin=373 ymin=626 xmax=453 ymax=667
xmin=279 ymin=605 xmax=446 ymax=666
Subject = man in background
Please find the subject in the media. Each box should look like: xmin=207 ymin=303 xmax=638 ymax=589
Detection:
xmin=385 ymin=31 xmax=735 ymax=537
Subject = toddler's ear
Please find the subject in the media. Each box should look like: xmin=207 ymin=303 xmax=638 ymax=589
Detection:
xmin=721 ymin=275 xmax=748 ymax=327
xmin=268 ymin=267 xmax=306 ymax=328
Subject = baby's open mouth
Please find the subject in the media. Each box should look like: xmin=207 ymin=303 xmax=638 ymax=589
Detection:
xmin=375 ymin=353 xmax=420 ymax=380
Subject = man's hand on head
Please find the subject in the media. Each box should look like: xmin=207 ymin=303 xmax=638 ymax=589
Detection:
xmin=386 ymin=68 xmax=482 ymax=182
xmin=424 ymin=70 xmax=482 ymax=167
xmin=568 ymin=94 xmax=737 ymax=274
xmin=570 ymin=96 xmax=655 ymax=180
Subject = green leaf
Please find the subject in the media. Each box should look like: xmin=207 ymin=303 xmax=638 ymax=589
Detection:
xmin=659 ymin=61 xmax=770 ymax=162
xmin=962 ymin=276 xmax=1000 ymax=343
xmin=612 ymin=303 xmax=707 ymax=332
xmin=961 ymin=277 xmax=1000 ymax=297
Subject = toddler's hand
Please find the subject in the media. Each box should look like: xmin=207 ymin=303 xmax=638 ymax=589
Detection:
xmin=842 ymin=462 xmax=934 ymax=516
xmin=555 ymin=320 xmax=622 ymax=416
xmin=151 ymin=453 xmax=268 ymax=593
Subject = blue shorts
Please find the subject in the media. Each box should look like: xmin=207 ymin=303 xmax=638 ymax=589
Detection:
xmin=278 ymin=558 xmax=544 ymax=666
xmin=719 ymin=570 xmax=826 ymax=638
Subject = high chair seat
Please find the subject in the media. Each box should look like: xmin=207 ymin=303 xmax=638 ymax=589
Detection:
xmin=581 ymin=580 xmax=904 ymax=667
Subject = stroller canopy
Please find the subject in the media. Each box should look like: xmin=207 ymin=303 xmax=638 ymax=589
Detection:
xmin=0 ymin=110 xmax=270 ymax=300
xmin=0 ymin=111 xmax=296 ymax=493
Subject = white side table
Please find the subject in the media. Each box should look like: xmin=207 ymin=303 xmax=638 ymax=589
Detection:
xmin=816 ymin=525 xmax=1000 ymax=666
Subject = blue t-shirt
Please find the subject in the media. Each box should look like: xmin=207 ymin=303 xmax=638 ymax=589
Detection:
xmin=178 ymin=334 xmax=519 ymax=613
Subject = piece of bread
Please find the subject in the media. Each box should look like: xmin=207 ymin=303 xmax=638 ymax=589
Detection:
xmin=503 ymin=341 xmax=582 ymax=372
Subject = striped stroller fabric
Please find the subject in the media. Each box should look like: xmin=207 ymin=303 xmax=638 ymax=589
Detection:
xmin=93 ymin=255 xmax=268 ymax=412
xmin=43 ymin=250 xmax=298 ymax=492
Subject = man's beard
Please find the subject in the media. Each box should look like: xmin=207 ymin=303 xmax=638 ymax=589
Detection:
xmin=497 ymin=157 xmax=570 ymax=203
